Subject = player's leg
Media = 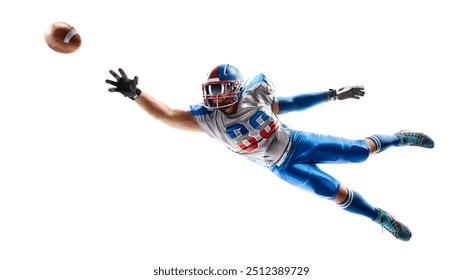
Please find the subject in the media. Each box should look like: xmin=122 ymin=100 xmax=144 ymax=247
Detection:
xmin=288 ymin=131 xmax=371 ymax=164
xmin=288 ymin=130 xmax=434 ymax=163
xmin=366 ymin=131 xmax=434 ymax=154
xmin=272 ymin=160 xmax=375 ymax=217
xmin=304 ymin=130 xmax=435 ymax=161
xmin=333 ymin=183 xmax=376 ymax=219
xmin=305 ymin=166 xmax=412 ymax=241
xmin=271 ymin=158 xmax=412 ymax=241
xmin=335 ymin=184 xmax=412 ymax=241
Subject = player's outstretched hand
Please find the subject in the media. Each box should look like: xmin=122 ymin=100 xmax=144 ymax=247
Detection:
xmin=330 ymin=86 xmax=365 ymax=100
xmin=105 ymin=68 xmax=141 ymax=100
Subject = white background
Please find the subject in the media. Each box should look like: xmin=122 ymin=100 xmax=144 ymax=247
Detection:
xmin=0 ymin=0 xmax=461 ymax=279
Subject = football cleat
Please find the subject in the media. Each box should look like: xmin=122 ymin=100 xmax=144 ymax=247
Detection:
xmin=373 ymin=208 xmax=412 ymax=241
xmin=394 ymin=130 xmax=435 ymax=148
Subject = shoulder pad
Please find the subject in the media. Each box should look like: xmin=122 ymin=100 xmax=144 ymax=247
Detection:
xmin=242 ymin=73 xmax=275 ymax=94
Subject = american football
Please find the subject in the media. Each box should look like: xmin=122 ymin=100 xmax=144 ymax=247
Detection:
xmin=44 ymin=22 xmax=81 ymax=54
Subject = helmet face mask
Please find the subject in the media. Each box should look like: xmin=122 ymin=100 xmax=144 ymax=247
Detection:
xmin=202 ymin=80 xmax=241 ymax=109
xmin=202 ymin=64 xmax=244 ymax=109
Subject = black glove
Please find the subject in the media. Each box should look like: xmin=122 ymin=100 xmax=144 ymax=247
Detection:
xmin=330 ymin=86 xmax=365 ymax=100
xmin=105 ymin=68 xmax=141 ymax=100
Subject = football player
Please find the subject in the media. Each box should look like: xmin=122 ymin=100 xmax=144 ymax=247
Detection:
xmin=105 ymin=64 xmax=434 ymax=241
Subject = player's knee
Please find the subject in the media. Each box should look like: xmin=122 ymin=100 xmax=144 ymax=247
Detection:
xmin=347 ymin=142 xmax=370 ymax=163
xmin=312 ymin=177 xmax=339 ymax=200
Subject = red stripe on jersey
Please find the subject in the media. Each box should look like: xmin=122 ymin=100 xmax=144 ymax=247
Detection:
xmin=259 ymin=121 xmax=276 ymax=139
xmin=238 ymin=137 xmax=258 ymax=152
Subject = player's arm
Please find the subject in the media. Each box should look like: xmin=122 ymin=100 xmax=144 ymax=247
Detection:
xmin=135 ymin=93 xmax=201 ymax=132
xmin=273 ymin=86 xmax=365 ymax=115
xmin=105 ymin=68 xmax=202 ymax=132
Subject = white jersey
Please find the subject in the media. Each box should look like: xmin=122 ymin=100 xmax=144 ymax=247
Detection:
xmin=189 ymin=74 xmax=290 ymax=167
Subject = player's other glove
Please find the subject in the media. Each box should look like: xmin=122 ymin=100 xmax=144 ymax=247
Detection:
xmin=330 ymin=85 xmax=365 ymax=100
xmin=105 ymin=68 xmax=141 ymax=100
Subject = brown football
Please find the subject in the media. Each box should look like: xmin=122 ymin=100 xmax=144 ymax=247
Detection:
xmin=44 ymin=22 xmax=81 ymax=54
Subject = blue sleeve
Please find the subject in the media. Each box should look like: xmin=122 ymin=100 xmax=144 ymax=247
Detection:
xmin=277 ymin=91 xmax=331 ymax=114
xmin=189 ymin=104 xmax=214 ymax=116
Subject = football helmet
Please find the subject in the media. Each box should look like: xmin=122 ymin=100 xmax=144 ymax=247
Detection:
xmin=202 ymin=64 xmax=244 ymax=109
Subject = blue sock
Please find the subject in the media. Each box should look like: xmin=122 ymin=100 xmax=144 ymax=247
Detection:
xmin=366 ymin=134 xmax=400 ymax=154
xmin=337 ymin=188 xmax=377 ymax=220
